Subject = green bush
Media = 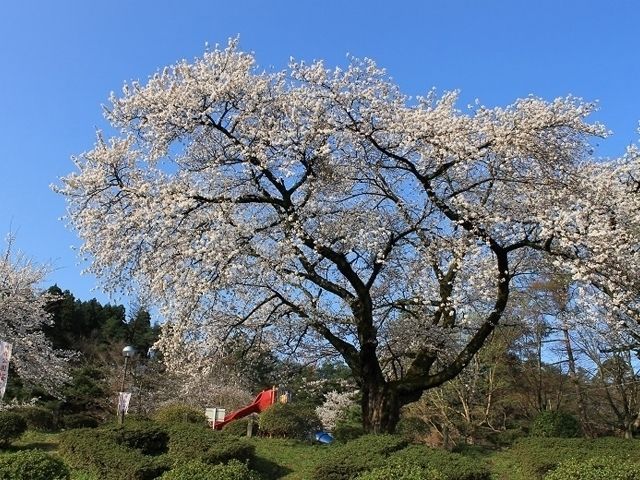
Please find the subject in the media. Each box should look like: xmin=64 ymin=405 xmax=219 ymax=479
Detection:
xmin=397 ymin=416 xmax=429 ymax=441
xmin=332 ymin=404 xmax=364 ymax=442
xmin=0 ymin=411 xmax=28 ymax=446
xmin=166 ymin=423 xmax=255 ymax=466
xmin=160 ymin=459 xmax=261 ymax=480
xmin=58 ymin=428 xmax=171 ymax=480
xmin=312 ymin=434 xmax=408 ymax=480
xmin=332 ymin=421 xmax=364 ymax=442
xmin=14 ymin=406 xmax=57 ymax=432
xmin=104 ymin=421 xmax=168 ymax=455
xmin=70 ymin=472 xmax=100 ymax=480
xmin=356 ymin=464 xmax=444 ymax=480
xmin=0 ymin=449 xmax=70 ymax=480
xmin=486 ymin=427 xmax=526 ymax=446
xmin=63 ymin=413 xmax=99 ymax=429
xmin=544 ymin=456 xmax=640 ymax=480
xmin=258 ymin=403 xmax=322 ymax=439
xmin=530 ymin=411 xmax=581 ymax=438
xmin=389 ymin=445 xmax=491 ymax=480
xmin=491 ymin=437 xmax=640 ymax=480
xmin=153 ymin=404 xmax=206 ymax=425
xmin=223 ymin=417 xmax=259 ymax=437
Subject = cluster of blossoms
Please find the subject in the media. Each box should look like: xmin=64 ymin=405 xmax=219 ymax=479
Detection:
xmin=316 ymin=389 xmax=359 ymax=431
xmin=0 ymin=237 xmax=70 ymax=395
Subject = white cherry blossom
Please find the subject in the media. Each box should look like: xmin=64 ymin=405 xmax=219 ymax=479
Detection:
xmin=58 ymin=40 xmax=629 ymax=432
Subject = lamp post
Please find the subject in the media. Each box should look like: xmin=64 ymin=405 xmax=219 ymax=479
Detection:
xmin=118 ymin=345 xmax=136 ymax=425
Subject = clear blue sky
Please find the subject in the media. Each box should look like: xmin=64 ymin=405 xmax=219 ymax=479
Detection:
xmin=1 ymin=0 xmax=638 ymax=307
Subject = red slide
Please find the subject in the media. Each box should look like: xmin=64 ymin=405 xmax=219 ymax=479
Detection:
xmin=213 ymin=387 xmax=278 ymax=430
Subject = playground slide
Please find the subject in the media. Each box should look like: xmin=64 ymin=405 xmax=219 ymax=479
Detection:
xmin=213 ymin=387 xmax=277 ymax=430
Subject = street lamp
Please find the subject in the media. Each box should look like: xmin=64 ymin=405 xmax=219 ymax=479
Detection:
xmin=118 ymin=345 xmax=136 ymax=425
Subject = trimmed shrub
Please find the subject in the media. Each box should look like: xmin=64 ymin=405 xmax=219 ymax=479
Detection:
xmin=70 ymin=472 xmax=99 ymax=480
xmin=0 ymin=411 xmax=27 ymax=446
xmin=160 ymin=459 xmax=261 ymax=480
xmin=332 ymin=421 xmax=364 ymax=442
xmin=63 ymin=413 xmax=99 ymax=429
xmin=486 ymin=427 xmax=526 ymax=447
xmin=258 ymin=403 xmax=322 ymax=439
xmin=491 ymin=437 xmax=640 ymax=480
xmin=332 ymin=404 xmax=364 ymax=442
xmin=357 ymin=464 xmax=444 ymax=480
xmin=166 ymin=423 xmax=255 ymax=466
xmin=530 ymin=411 xmax=581 ymax=438
xmin=0 ymin=449 xmax=70 ymax=480
xmin=58 ymin=428 xmax=171 ymax=480
xmin=397 ymin=416 xmax=430 ymax=442
xmin=153 ymin=404 xmax=206 ymax=425
xmin=223 ymin=417 xmax=259 ymax=437
xmin=14 ymin=406 xmax=57 ymax=432
xmin=104 ymin=421 xmax=169 ymax=455
xmin=545 ymin=456 xmax=640 ymax=480
xmin=389 ymin=445 xmax=491 ymax=480
xmin=312 ymin=434 xmax=409 ymax=480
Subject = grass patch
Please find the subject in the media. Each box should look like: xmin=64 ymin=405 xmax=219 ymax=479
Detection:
xmin=12 ymin=430 xmax=61 ymax=452
xmin=251 ymin=437 xmax=329 ymax=480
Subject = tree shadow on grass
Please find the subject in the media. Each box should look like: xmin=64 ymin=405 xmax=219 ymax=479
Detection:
xmin=14 ymin=441 xmax=58 ymax=452
xmin=4 ymin=433 xmax=60 ymax=453
xmin=252 ymin=455 xmax=293 ymax=479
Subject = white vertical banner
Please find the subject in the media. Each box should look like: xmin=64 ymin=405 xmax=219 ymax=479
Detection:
xmin=117 ymin=392 xmax=132 ymax=415
xmin=0 ymin=341 xmax=12 ymax=400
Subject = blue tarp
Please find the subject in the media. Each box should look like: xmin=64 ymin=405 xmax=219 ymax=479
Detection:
xmin=315 ymin=431 xmax=334 ymax=444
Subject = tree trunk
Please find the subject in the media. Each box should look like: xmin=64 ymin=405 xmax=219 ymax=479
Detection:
xmin=561 ymin=321 xmax=593 ymax=437
xmin=361 ymin=383 xmax=402 ymax=434
xmin=625 ymin=420 xmax=635 ymax=439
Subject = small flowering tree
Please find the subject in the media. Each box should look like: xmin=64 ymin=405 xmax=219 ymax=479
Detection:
xmin=59 ymin=40 xmax=635 ymax=432
xmin=316 ymin=390 xmax=359 ymax=432
xmin=0 ymin=237 xmax=70 ymax=396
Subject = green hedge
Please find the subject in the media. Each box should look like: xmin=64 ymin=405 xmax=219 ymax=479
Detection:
xmin=332 ymin=421 xmax=364 ymax=442
xmin=356 ymin=464 xmax=444 ymax=480
xmin=312 ymin=434 xmax=409 ymax=480
xmin=63 ymin=413 xmax=99 ymax=429
xmin=486 ymin=427 xmax=526 ymax=447
xmin=312 ymin=434 xmax=490 ymax=480
xmin=544 ymin=456 xmax=640 ymax=480
xmin=58 ymin=428 xmax=171 ymax=480
xmin=103 ymin=420 xmax=169 ymax=455
xmin=160 ymin=459 xmax=261 ymax=480
xmin=0 ymin=411 xmax=28 ymax=446
xmin=153 ymin=404 xmax=206 ymax=426
xmin=222 ymin=417 xmax=259 ymax=437
xmin=259 ymin=403 xmax=322 ymax=439
xmin=166 ymin=423 xmax=255 ymax=466
xmin=59 ymin=422 xmax=256 ymax=479
xmin=0 ymin=449 xmax=70 ymax=480
xmin=396 ymin=416 xmax=430 ymax=442
xmin=14 ymin=406 xmax=57 ymax=432
xmin=332 ymin=404 xmax=364 ymax=442
xmin=530 ymin=411 xmax=581 ymax=438
xmin=492 ymin=437 xmax=640 ymax=480
xmin=388 ymin=445 xmax=491 ymax=480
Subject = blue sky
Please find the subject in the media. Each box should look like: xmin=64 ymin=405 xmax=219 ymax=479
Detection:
xmin=1 ymin=0 xmax=639 ymax=307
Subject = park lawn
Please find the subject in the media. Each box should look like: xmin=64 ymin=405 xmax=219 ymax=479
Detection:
xmin=12 ymin=430 xmax=61 ymax=452
xmin=251 ymin=437 xmax=328 ymax=480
